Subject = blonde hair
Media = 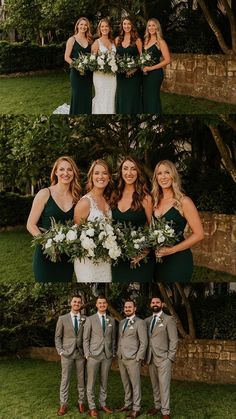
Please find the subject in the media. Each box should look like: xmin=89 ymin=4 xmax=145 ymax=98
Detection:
xmin=74 ymin=17 xmax=93 ymax=44
xmin=151 ymin=160 xmax=184 ymax=210
xmin=86 ymin=159 xmax=113 ymax=201
xmin=97 ymin=18 xmax=113 ymax=40
xmin=50 ymin=156 xmax=82 ymax=204
xmin=144 ymin=18 xmax=163 ymax=47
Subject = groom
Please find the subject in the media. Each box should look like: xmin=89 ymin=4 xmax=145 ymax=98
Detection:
xmin=55 ymin=294 xmax=86 ymax=416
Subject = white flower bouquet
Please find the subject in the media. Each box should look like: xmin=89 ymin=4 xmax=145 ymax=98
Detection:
xmin=138 ymin=51 xmax=155 ymax=75
xmin=116 ymin=54 xmax=139 ymax=76
xmin=93 ymin=50 xmax=118 ymax=74
xmin=70 ymin=52 xmax=95 ymax=75
xmin=147 ymin=217 xmax=179 ymax=262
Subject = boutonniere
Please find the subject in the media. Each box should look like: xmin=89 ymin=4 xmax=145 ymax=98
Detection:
xmin=80 ymin=317 xmax=86 ymax=324
xmin=106 ymin=318 xmax=113 ymax=327
xmin=157 ymin=316 xmax=164 ymax=327
xmin=128 ymin=319 xmax=135 ymax=328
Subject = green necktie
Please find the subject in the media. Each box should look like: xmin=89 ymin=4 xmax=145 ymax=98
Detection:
xmin=74 ymin=315 xmax=78 ymax=335
xmin=123 ymin=318 xmax=129 ymax=332
xmin=150 ymin=315 xmax=157 ymax=333
xmin=102 ymin=315 xmax=106 ymax=333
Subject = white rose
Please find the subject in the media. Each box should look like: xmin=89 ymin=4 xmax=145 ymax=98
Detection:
xmin=86 ymin=228 xmax=95 ymax=237
xmin=157 ymin=235 xmax=165 ymax=244
xmin=98 ymin=231 xmax=106 ymax=241
xmin=81 ymin=237 xmax=95 ymax=250
xmin=45 ymin=239 xmax=53 ymax=249
xmin=54 ymin=232 xmax=66 ymax=242
xmin=134 ymin=243 xmax=140 ymax=249
xmin=66 ymin=229 xmax=77 ymax=241
xmin=109 ymin=246 xmax=121 ymax=259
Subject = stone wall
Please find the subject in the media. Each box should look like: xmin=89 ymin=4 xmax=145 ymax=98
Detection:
xmin=162 ymin=54 xmax=236 ymax=104
xmin=191 ymin=212 xmax=236 ymax=276
xmin=19 ymin=339 xmax=236 ymax=384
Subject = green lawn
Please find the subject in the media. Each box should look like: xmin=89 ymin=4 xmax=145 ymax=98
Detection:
xmin=1 ymin=70 xmax=236 ymax=114
xmin=0 ymin=229 xmax=235 ymax=283
xmin=0 ymin=358 xmax=235 ymax=419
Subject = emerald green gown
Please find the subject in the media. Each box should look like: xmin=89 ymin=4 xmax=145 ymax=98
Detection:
xmin=116 ymin=44 xmax=142 ymax=114
xmin=142 ymin=44 xmax=164 ymax=114
xmin=112 ymin=207 xmax=155 ymax=283
xmin=70 ymin=39 xmax=92 ymax=115
xmin=33 ymin=191 xmax=74 ymax=283
xmin=155 ymin=207 xmax=193 ymax=283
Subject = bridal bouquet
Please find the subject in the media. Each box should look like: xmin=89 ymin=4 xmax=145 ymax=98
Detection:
xmin=116 ymin=54 xmax=138 ymax=76
xmin=93 ymin=50 xmax=118 ymax=74
xmin=70 ymin=52 xmax=95 ymax=75
xmin=138 ymin=51 xmax=155 ymax=75
xmin=113 ymin=222 xmax=149 ymax=266
xmin=147 ymin=217 xmax=179 ymax=262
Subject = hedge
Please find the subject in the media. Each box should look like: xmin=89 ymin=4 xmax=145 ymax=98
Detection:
xmin=0 ymin=41 xmax=65 ymax=74
xmin=0 ymin=192 xmax=33 ymax=227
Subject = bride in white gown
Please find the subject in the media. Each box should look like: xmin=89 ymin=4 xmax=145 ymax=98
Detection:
xmin=92 ymin=19 xmax=117 ymax=114
xmin=73 ymin=159 xmax=113 ymax=282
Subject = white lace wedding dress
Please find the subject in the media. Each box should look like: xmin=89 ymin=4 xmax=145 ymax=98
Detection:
xmin=74 ymin=194 xmax=112 ymax=283
xmin=92 ymin=39 xmax=117 ymax=114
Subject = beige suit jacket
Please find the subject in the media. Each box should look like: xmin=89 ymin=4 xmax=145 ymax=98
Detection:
xmin=117 ymin=316 xmax=148 ymax=361
xmin=55 ymin=312 xmax=86 ymax=358
xmin=83 ymin=313 xmax=116 ymax=359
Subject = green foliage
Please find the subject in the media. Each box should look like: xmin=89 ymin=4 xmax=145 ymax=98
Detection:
xmin=0 ymin=41 xmax=65 ymax=74
xmin=0 ymin=192 xmax=33 ymax=227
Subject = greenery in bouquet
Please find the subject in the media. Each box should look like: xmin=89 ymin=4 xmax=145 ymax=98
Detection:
xmin=147 ymin=217 xmax=180 ymax=262
xmin=94 ymin=50 xmax=118 ymax=74
xmin=70 ymin=52 xmax=96 ymax=75
xmin=113 ymin=222 xmax=149 ymax=267
xmin=32 ymin=218 xmax=74 ymax=263
xmin=138 ymin=51 xmax=155 ymax=74
xmin=116 ymin=54 xmax=139 ymax=76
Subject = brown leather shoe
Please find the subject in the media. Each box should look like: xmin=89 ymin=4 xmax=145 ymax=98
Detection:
xmin=127 ymin=411 xmax=141 ymax=418
xmin=57 ymin=405 xmax=68 ymax=416
xmin=100 ymin=406 xmax=113 ymax=413
xmin=162 ymin=415 xmax=170 ymax=419
xmin=78 ymin=403 xmax=86 ymax=413
xmin=148 ymin=407 xmax=161 ymax=416
xmin=116 ymin=406 xmax=131 ymax=412
xmin=89 ymin=409 xmax=99 ymax=417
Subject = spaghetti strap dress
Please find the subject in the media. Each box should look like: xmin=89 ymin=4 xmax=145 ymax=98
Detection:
xmin=154 ymin=207 xmax=193 ymax=283
xmin=70 ymin=39 xmax=92 ymax=115
xmin=112 ymin=206 xmax=155 ymax=283
xmin=142 ymin=44 xmax=164 ymax=114
xmin=33 ymin=190 xmax=74 ymax=283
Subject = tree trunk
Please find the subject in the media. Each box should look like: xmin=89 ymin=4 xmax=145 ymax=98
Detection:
xmin=175 ymin=283 xmax=196 ymax=339
xmin=197 ymin=0 xmax=232 ymax=54
xmin=208 ymin=123 xmax=236 ymax=183
xmin=221 ymin=0 xmax=236 ymax=54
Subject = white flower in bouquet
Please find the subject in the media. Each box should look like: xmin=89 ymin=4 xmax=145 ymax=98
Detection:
xmin=148 ymin=217 xmax=179 ymax=262
xmin=85 ymin=227 xmax=95 ymax=237
xmin=45 ymin=238 xmax=53 ymax=249
xmin=80 ymin=235 xmax=96 ymax=251
xmin=66 ymin=229 xmax=77 ymax=242
xmin=54 ymin=231 xmax=66 ymax=242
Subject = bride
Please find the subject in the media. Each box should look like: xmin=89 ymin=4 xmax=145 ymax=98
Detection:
xmin=92 ymin=18 xmax=117 ymax=114
xmin=73 ymin=159 xmax=113 ymax=282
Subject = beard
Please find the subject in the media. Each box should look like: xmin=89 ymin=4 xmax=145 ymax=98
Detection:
xmin=152 ymin=306 xmax=162 ymax=313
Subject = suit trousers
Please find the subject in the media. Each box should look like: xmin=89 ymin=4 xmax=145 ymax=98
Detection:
xmin=87 ymin=355 xmax=113 ymax=409
xmin=60 ymin=356 xmax=85 ymax=405
xmin=118 ymin=358 xmax=142 ymax=411
xmin=148 ymin=357 xmax=172 ymax=415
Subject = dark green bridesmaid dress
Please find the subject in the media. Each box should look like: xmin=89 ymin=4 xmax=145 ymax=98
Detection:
xmin=116 ymin=44 xmax=142 ymax=114
xmin=33 ymin=191 xmax=74 ymax=283
xmin=142 ymin=44 xmax=164 ymax=114
xmin=70 ymin=39 xmax=92 ymax=115
xmin=112 ymin=207 xmax=155 ymax=283
xmin=155 ymin=207 xmax=193 ymax=283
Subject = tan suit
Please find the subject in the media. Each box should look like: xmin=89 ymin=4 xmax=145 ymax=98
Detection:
xmin=83 ymin=313 xmax=116 ymax=409
xmin=117 ymin=316 xmax=148 ymax=411
xmin=145 ymin=312 xmax=178 ymax=416
xmin=55 ymin=312 xmax=86 ymax=406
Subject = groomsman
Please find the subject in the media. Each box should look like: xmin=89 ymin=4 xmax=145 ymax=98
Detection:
xmin=55 ymin=294 xmax=86 ymax=416
xmin=117 ymin=299 xmax=148 ymax=418
xmin=83 ymin=295 xmax=116 ymax=417
xmin=145 ymin=295 xmax=178 ymax=419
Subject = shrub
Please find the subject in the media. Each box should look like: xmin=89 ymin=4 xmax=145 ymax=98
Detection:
xmin=0 ymin=192 xmax=33 ymax=227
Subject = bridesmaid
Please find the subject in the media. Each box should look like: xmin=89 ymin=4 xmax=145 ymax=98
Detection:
xmin=64 ymin=17 xmax=93 ymax=115
xmin=92 ymin=18 xmax=117 ymax=114
xmin=142 ymin=18 xmax=170 ymax=114
xmin=27 ymin=156 xmax=81 ymax=283
xmin=73 ymin=159 xmax=114 ymax=283
xmin=152 ymin=160 xmax=204 ymax=283
xmin=115 ymin=17 xmax=142 ymax=114
xmin=111 ymin=156 xmax=155 ymax=283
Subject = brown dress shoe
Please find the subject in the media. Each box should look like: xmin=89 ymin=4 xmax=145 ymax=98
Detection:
xmin=89 ymin=409 xmax=99 ymax=417
xmin=57 ymin=405 xmax=68 ymax=416
xmin=148 ymin=407 xmax=161 ymax=416
xmin=127 ymin=411 xmax=141 ymax=418
xmin=162 ymin=415 xmax=170 ymax=419
xmin=78 ymin=403 xmax=86 ymax=413
xmin=100 ymin=406 xmax=113 ymax=413
xmin=116 ymin=406 xmax=131 ymax=412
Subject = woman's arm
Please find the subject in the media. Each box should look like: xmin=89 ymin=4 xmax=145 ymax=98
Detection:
xmin=64 ymin=37 xmax=75 ymax=65
xmin=156 ymin=196 xmax=204 ymax=257
xmin=143 ymin=194 xmax=153 ymax=224
xmin=143 ymin=39 xmax=170 ymax=72
xmin=26 ymin=189 xmax=50 ymax=236
xmin=74 ymin=197 xmax=90 ymax=224
xmin=136 ymin=38 xmax=143 ymax=55
xmin=91 ymin=39 xmax=99 ymax=54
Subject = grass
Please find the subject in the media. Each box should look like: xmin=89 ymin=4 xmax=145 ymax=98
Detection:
xmin=1 ymin=70 xmax=236 ymax=114
xmin=0 ymin=358 xmax=236 ymax=419
xmin=0 ymin=229 xmax=235 ymax=284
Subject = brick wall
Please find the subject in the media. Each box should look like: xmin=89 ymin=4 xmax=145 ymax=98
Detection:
xmin=162 ymin=54 xmax=236 ymax=104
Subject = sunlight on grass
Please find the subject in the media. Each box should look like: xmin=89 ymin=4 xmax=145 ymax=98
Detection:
xmin=1 ymin=70 xmax=236 ymax=114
